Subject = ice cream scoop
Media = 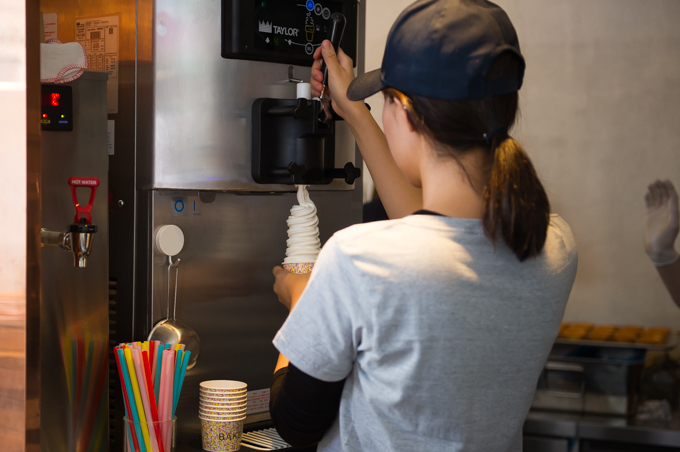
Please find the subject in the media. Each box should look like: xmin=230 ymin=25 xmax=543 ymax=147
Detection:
xmin=283 ymin=185 xmax=320 ymax=273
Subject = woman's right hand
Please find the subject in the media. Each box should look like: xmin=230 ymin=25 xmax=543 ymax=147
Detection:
xmin=311 ymin=40 xmax=364 ymax=122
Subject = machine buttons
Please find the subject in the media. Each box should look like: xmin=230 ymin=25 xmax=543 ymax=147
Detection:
xmin=41 ymin=84 xmax=73 ymax=131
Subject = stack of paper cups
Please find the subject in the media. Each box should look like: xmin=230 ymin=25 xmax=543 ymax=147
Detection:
xmin=199 ymin=381 xmax=248 ymax=452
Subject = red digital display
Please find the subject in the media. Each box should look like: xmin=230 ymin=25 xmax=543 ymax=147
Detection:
xmin=41 ymin=92 xmax=60 ymax=107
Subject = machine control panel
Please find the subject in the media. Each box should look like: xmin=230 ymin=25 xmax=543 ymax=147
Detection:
xmin=222 ymin=0 xmax=357 ymax=66
xmin=41 ymin=84 xmax=73 ymax=132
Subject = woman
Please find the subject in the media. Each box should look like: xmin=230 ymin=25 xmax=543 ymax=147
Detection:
xmin=270 ymin=1 xmax=578 ymax=450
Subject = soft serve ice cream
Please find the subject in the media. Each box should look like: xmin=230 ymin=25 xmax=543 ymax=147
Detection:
xmin=283 ymin=185 xmax=321 ymax=274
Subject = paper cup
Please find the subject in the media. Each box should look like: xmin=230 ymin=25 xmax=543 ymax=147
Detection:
xmin=200 ymin=400 xmax=248 ymax=409
xmin=199 ymin=389 xmax=247 ymax=397
xmin=201 ymin=417 xmax=244 ymax=452
xmin=200 ymin=380 xmax=247 ymax=393
xmin=200 ymin=392 xmax=247 ymax=400
xmin=198 ymin=405 xmax=248 ymax=416
xmin=200 ymin=413 xmax=247 ymax=421
xmin=283 ymin=262 xmax=314 ymax=275
xmin=199 ymin=407 xmax=247 ymax=417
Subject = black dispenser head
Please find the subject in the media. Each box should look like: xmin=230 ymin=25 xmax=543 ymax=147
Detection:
xmin=252 ymin=97 xmax=360 ymax=185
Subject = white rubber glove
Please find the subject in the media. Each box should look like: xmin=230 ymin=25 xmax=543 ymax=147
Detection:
xmin=644 ymin=180 xmax=680 ymax=266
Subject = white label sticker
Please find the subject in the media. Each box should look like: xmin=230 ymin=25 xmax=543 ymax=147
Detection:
xmin=43 ymin=13 xmax=58 ymax=41
xmin=247 ymin=388 xmax=270 ymax=414
xmin=75 ymin=15 xmax=119 ymax=114
xmin=107 ymin=120 xmax=115 ymax=155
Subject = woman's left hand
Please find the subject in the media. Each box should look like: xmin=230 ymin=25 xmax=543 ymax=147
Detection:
xmin=272 ymin=266 xmax=311 ymax=311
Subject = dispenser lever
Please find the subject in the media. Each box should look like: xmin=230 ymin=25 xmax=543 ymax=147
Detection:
xmin=68 ymin=177 xmax=100 ymax=224
xmin=319 ymin=13 xmax=347 ymax=124
xmin=320 ymin=13 xmax=347 ymax=91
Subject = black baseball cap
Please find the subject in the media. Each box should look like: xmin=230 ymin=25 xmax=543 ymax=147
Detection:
xmin=347 ymin=0 xmax=525 ymax=101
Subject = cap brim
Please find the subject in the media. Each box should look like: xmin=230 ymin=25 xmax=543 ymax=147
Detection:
xmin=347 ymin=69 xmax=385 ymax=101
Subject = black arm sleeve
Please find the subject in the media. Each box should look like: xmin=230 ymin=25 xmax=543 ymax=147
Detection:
xmin=269 ymin=364 xmax=346 ymax=448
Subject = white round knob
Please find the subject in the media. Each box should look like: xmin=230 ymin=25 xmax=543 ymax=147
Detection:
xmin=156 ymin=225 xmax=184 ymax=256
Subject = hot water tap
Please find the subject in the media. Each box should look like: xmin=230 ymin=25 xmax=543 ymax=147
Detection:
xmin=41 ymin=177 xmax=100 ymax=268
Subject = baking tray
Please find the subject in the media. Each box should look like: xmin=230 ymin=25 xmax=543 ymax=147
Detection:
xmin=554 ymin=331 xmax=679 ymax=351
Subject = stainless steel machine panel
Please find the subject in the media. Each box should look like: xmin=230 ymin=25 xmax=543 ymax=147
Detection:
xmin=40 ymin=72 xmax=110 ymax=452
xmin=141 ymin=0 xmax=357 ymax=191
xmin=148 ymin=189 xmax=362 ymax=446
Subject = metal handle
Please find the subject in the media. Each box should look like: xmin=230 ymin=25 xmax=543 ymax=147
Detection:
xmin=318 ymin=13 xmax=347 ymax=124
xmin=320 ymin=13 xmax=347 ymax=88
xmin=167 ymin=256 xmax=180 ymax=320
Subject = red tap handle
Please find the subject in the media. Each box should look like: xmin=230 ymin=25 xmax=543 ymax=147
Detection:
xmin=68 ymin=177 xmax=100 ymax=224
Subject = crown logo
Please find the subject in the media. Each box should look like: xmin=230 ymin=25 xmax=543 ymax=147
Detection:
xmin=258 ymin=21 xmax=272 ymax=34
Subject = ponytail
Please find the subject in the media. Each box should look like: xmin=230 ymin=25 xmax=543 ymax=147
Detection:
xmin=384 ymin=75 xmax=551 ymax=261
xmin=483 ymin=136 xmax=550 ymax=261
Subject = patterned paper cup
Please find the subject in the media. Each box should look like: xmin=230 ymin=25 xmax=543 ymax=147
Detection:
xmin=200 ymin=380 xmax=247 ymax=394
xmin=199 ymin=407 xmax=247 ymax=417
xmin=200 ymin=392 xmax=247 ymax=401
xmin=201 ymin=418 xmax=244 ymax=452
xmin=200 ymin=413 xmax=247 ymax=421
xmin=283 ymin=262 xmax=314 ymax=275
xmin=200 ymin=400 xmax=248 ymax=409
xmin=199 ymin=390 xmax=248 ymax=398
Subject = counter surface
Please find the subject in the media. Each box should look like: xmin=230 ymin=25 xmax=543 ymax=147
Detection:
xmin=176 ymin=411 xmax=680 ymax=450
xmin=525 ymin=409 xmax=680 ymax=448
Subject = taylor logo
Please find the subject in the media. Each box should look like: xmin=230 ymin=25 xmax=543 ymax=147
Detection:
xmin=273 ymin=25 xmax=300 ymax=37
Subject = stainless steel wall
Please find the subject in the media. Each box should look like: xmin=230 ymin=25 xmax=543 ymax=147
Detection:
xmin=147 ymin=188 xmax=363 ymax=446
xmin=40 ymin=72 xmax=109 ymax=452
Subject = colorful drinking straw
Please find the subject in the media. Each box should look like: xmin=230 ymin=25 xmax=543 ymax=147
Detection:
xmin=116 ymin=347 xmax=145 ymax=452
xmin=173 ymin=350 xmax=190 ymax=417
xmin=124 ymin=347 xmax=153 ymax=452
xmin=142 ymin=350 xmax=165 ymax=452
xmin=132 ymin=348 xmax=160 ymax=452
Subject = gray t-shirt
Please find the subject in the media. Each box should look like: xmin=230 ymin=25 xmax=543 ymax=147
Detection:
xmin=273 ymin=214 xmax=578 ymax=452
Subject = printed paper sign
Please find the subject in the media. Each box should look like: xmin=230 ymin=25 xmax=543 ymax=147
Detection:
xmin=75 ymin=15 xmax=119 ymax=114
xmin=247 ymin=389 xmax=270 ymax=414
xmin=43 ymin=13 xmax=58 ymax=41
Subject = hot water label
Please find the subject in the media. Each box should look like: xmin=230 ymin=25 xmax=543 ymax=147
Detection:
xmin=246 ymin=388 xmax=270 ymax=414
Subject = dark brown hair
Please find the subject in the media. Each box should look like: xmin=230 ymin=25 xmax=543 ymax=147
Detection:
xmin=384 ymin=54 xmax=550 ymax=261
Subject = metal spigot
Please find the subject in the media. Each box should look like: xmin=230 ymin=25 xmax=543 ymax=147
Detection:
xmin=41 ymin=177 xmax=100 ymax=268
xmin=41 ymin=229 xmax=71 ymax=250
xmin=69 ymin=219 xmax=98 ymax=267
